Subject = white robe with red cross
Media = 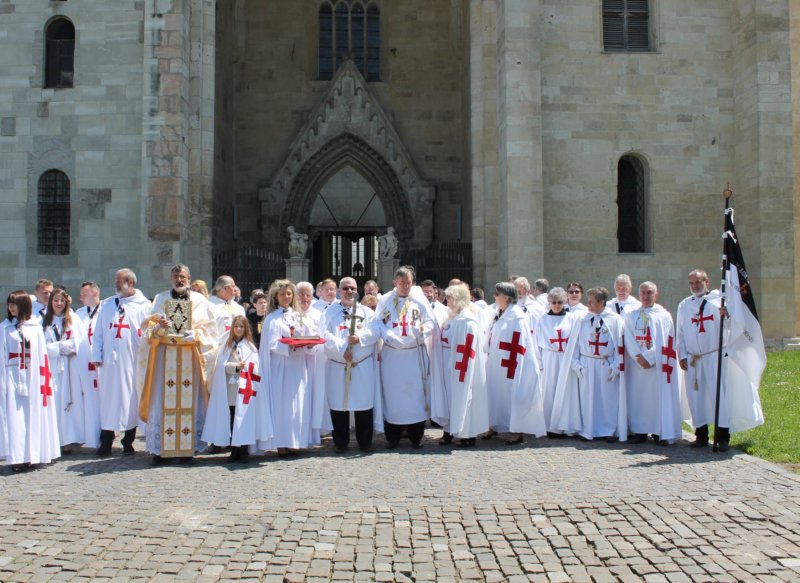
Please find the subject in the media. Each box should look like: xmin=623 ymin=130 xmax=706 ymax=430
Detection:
xmin=44 ymin=312 xmax=94 ymax=446
xmin=76 ymin=305 xmax=102 ymax=447
xmin=485 ymin=304 xmax=546 ymax=436
xmin=534 ymin=311 xmax=581 ymax=432
xmin=624 ymin=305 xmax=689 ymax=441
xmin=91 ymin=291 xmax=152 ymax=432
xmin=1 ymin=318 xmax=60 ymax=465
xmin=441 ymin=309 xmax=489 ymax=438
xmin=202 ymin=339 xmax=272 ymax=448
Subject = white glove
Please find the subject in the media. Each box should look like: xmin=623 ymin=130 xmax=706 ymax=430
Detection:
xmin=182 ymin=330 xmax=196 ymax=342
xmin=224 ymin=362 xmax=239 ymax=376
xmin=571 ymin=361 xmax=584 ymax=381
xmin=59 ymin=340 xmax=75 ymax=356
xmin=607 ymin=366 xmax=620 ymax=382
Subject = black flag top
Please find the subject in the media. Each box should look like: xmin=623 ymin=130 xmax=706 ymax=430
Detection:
xmin=721 ymin=207 xmax=765 ymax=432
xmin=724 ymin=208 xmax=759 ymax=320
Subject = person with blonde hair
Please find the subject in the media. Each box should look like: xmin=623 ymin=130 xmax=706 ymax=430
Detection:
xmin=259 ymin=279 xmax=325 ymax=457
xmin=436 ymin=285 xmax=489 ymax=447
xmin=191 ymin=279 xmax=209 ymax=298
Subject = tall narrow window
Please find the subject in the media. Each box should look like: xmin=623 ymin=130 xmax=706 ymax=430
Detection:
xmin=38 ymin=170 xmax=71 ymax=255
xmin=603 ymin=0 xmax=650 ymax=52
xmin=45 ymin=18 xmax=75 ymax=88
xmin=318 ymin=1 xmax=381 ymax=81
xmin=617 ymin=155 xmax=646 ymax=253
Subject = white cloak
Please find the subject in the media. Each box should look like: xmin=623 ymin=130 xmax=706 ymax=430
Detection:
xmin=202 ymin=340 xmax=273 ymax=448
xmin=44 ymin=312 xmax=92 ymax=446
xmin=534 ymin=311 xmax=581 ymax=432
xmin=441 ymin=310 xmax=489 ymax=438
xmin=2 ymin=319 xmax=60 ymax=465
xmin=76 ymin=305 xmax=101 ymax=447
xmin=624 ymin=305 xmax=689 ymax=441
xmin=91 ymin=291 xmax=152 ymax=431
xmin=485 ymin=304 xmax=546 ymax=435
xmin=321 ymin=303 xmax=383 ymax=431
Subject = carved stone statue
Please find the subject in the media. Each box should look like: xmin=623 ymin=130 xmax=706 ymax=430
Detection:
xmin=287 ymin=225 xmax=309 ymax=258
xmin=378 ymin=226 xmax=399 ymax=259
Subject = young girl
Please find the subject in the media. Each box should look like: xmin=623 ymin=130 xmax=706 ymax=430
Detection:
xmin=2 ymin=291 xmax=60 ymax=471
xmin=42 ymin=288 xmax=92 ymax=454
xmin=202 ymin=315 xmax=271 ymax=462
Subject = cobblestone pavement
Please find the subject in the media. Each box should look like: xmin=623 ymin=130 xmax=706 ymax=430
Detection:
xmin=2 ymin=430 xmax=799 ymax=582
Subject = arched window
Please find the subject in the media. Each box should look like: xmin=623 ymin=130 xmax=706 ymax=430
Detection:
xmin=319 ymin=1 xmax=381 ymax=81
xmin=38 ymin=170 xmax=71 ymax=255
xmin=602 ymin=0 xmax=650 ymax=52
xmin=616 ymin=155 xmax=647 ymax=253
xmin=45 ymin=18 xmax=75 ymax=88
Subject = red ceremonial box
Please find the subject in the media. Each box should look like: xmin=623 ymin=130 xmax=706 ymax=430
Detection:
xmin=279 ymin=336 xmax=326 ymax=348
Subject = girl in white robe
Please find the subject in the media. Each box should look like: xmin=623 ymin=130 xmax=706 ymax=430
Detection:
xmin=42 ymin=289 xmax=91 ymax=452
xmin=484 ymin=282 xmax=546 ymax=445
xmin=202 ymin=315 xmax=272 ymax=462
xmin=2 ymin=291 xmax=60 ymax=471
xmin=259 ymin=280 xmax=323 ymax=457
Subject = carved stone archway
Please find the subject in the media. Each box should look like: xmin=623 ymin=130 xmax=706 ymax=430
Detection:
xmin=259 ymin=60 xmax=435 ymax=250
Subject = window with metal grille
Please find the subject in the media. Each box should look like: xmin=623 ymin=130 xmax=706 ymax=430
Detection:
xmin=616 ymin=155 xmax=647 ymax=253
xmin=45 ymin=18 xmax=75 ymax=88
xmin=38 ymin=170 xmax=71 ymax=255
xmin=319 ymin=1 xmax=381 ymax=81
xmin=603 ymin=0 xmax=650 ymax=52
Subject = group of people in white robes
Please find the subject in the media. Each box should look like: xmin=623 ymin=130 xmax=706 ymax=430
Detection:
xmin=1 ymin=265 xmax=765 ymax=470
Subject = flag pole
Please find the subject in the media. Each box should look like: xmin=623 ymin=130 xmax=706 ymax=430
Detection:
xmin=712 ymin=183 xmax=733 ymax=453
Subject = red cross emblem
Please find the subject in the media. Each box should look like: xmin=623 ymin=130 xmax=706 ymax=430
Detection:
xmin=238 ymin=362 xmax=261 ymax=404
xmin=661 ymin=335 xmax=677 ymax=383
xmin=691 ymin=312 xmax=714 ymax=334
xmin=635 ymin=327 xmax=652 ymax=350
xmin=8 ymin=341 xmax=31 ymax=370
xmin=87 ymin=324 xmax=94 ymax=345
xmin=549 ymin=329 xmax=568 ymax=352
xmin=588 ymin=333 xmax=608 ymax=356
xmin=392 ymin=314 xmax=410 ymax=337
xmin=64 ymin=330 xmax=72 ymax=340
xmin=338 ymin=323 xmax=349 ymax=332
xmin=112 ymin=315 xmax=131 ymax=339
xmin=40 ymin=356 xmax=53 ymax=407
xmin=88 ymin=362 xmax=98 ymax=389
xmin=499 ymin=331 xmax=526 ymax=380
xmin=454 ymin=333 xmax=476 ymax=382
xmin=618 ymin=343 xmax=625 ymax=372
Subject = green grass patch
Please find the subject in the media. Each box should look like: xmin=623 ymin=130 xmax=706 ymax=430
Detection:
xmin=729 ymin=351 xmax=800 ymax=464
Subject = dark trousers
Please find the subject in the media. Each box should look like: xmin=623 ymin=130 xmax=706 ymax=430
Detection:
xmin=330 ymin=409 xmax=374 ymax=449
xmin=100 ymin=428 xmax=136 ymax=450
xmin=384 ymin=420 xmax=426 ymax=445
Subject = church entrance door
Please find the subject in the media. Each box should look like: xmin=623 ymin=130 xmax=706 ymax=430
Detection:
xmin=312 ymin=231 xmax=378 ymax=291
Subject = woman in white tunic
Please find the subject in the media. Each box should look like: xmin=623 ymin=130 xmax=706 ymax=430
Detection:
xmin=203 ymin=315 xmax=271 ymax=462
xmin=566 ymin=282 xmax=588 ymax=315
xmin=483 ymin=282 xmax=546 ymax=445
xmin=259 ymin=280 xmax=321 ymax=458
xmin=42 ymin=288 xmax=91 ymax=453
xmin=2 ymin=291 xmax=60 ymax=471
xmin=534 ymin=287 xmax=580 ymax=437
xmin=439 ymin=285 xmax=489 ymax=447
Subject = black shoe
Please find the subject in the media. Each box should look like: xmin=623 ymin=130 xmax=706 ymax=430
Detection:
xmin=438 ymin=432 xmax=453 ymax=446
xmin=658 ymin=439 xmax=669 ymax=446
xmin=411 ymin=440 xmax=423 ymax=449
xmin=481 ymin=429 xmax=497 ymax=440
xmin=208 ymin=445 xmax=223 ymax=454
xmin=546 ymin=431 xmax=565 ymax=439
xmin=334 ymin=445 xmax=347 ymax=454
xmin=604 ymin=436 xmax=619 ymax=443
xmin=457 ymin=438 xmax=476 ymax=447
xmin=123 ymin=444 xmax=135 ymax=455
xmin=386 ymin=440 xmax=399 ymax=450
xmin=237 ymin=447 xmax=250 ymax=463
xmin=151 ymin=455 xmax=167 ymax=465
xmin=628 ymin=433 xmax=646 ymax=444
xmin=690 ymin=439 xmax=709 ymax=449
xmin=359 ymin=444 xmax=374 ymax=453
xmin=718 ymin=441 xmax=730 ymax=452
xmin=96 ymin=444 xmax=112 ymax=457
xmin=651 ymin=434 xmax=660 ymax=443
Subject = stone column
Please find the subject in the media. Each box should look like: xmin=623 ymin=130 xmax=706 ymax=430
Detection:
xmin=495 ymin=0 xmax=544 ymax=281
xmin=285 ymin=258 xmax=310 ymax=284
xmin=377 ymin=258 xmax=399 ymax=293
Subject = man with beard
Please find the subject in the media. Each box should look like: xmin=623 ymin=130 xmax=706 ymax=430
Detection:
xmin=137 ymin=264 xmax=218 ymax=463
xmin=90 ymin=269 xmax=152 ymax=456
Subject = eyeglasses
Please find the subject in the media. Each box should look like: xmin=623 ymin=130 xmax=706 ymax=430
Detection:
xmin=568 ymin=290 xmax=581 ymax=294
xmin=551 ymin=301 xmax=564 ymax=305
xmin=341 ymin=286 xmax=357 ymax=291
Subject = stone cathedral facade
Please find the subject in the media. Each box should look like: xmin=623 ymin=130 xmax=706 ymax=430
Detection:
xmin=0 ymin=0 xmax=798 ymax=340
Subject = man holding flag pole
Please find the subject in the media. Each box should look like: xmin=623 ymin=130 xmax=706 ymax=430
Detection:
xmin=707 ymin=184 xmax=766 ymax=452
